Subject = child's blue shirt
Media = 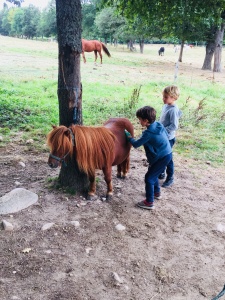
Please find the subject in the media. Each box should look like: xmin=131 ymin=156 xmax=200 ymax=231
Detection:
xmin=129 ymin=121 xmax=172 ymax=165
xmin=159 ymin=104 xmax=182 ymax=140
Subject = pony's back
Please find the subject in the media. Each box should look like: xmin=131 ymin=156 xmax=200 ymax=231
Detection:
xmin=72 ymin=125 xmax=115 ymax=177
xmin=104 ymin=118 xmax=134 ymax=136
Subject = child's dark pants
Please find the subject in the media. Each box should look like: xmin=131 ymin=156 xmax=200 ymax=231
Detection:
xmin=163 ymin=138 xmax=175 ymax=178
xmin=145 ymin=153 xmax=172 ymax=203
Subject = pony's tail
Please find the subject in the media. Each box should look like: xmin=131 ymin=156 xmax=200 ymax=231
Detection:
xmin=101 ymin=43 xmax=111 ymax=57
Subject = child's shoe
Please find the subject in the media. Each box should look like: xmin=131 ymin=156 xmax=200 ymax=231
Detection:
xmin=158 ymin=173 xmax=165 ymax=179
xmin=137 ymin=200 xmax=155 ymax=210
xmin=154 ymin=192 xmax=162 ymax=200
xmin=162 ymin=177 xmax=174 ymax=188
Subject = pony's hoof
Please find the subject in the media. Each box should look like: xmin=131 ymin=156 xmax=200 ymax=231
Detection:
xmin=117 ymin=174 xmax=126 ymax=180
xmin=87 ymin=194 xmax=97 ymax=201
xmin=106 ymin=194 xmax=113 ymax=201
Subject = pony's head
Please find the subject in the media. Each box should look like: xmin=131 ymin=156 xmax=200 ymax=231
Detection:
xmin=47 ymin=125 xmax=74 ymax=168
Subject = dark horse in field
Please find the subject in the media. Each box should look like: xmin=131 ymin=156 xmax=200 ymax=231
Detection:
xmin=47 ymin=118 xmax=134 ymax=200
xmin=81 ymin=39 xmax=111 ymax=64
xmin=158 ymin=47 xmax=165 ymax=56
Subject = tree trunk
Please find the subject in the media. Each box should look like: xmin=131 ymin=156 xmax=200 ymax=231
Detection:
xmin=178 ymin=40 xmax=185 ymax=62
xmin=139 ymin=39 xmax=144 ymax=53
xmin=113 ymin=38 xmax=117 ymax=47
xmin=202 ymin=41 xmax=215 ymax=70
xmin=56 ymin=0 xmax=89 ymax=193
xmin=213 ymin=22 xmax=225 ymax=72
xmin=129 ymin=40 xmax=133 ymax=50
xmin=201 ymin=23 xmax=224 ymax=71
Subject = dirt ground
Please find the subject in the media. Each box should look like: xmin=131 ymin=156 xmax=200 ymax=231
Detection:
xmin=0 ymin=142 xmax=225 ymax=300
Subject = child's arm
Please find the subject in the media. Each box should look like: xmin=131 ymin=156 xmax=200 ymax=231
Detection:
xmin=124 ymin=130 xmax=132 ymax=139
xmin=165 ymin=110 xmax=181 ymax=134
xmin=128 ymin=130 xmax=150 ymax=148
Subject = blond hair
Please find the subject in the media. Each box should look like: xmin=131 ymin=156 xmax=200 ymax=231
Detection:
xmin=163 ymin=85 xmax=180 ymax=100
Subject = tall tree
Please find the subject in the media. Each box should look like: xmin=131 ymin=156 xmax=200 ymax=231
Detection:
xmin=0 ymin=8 xmax=11 ymax=35
xmin=55 ymin=0 xmax=89 ymax=192
xmin=38 ymin=0 xmax=56 ymax=38
xmin=201 ymin=10 xmax=225 ymax=71
xmin=11 ymin=7 xmax=24 ymax=36
xmin=95 ymin=7 xmax=125 ymax=43
xmin=22 ymin=5 xmax=40 ymax=38
xmin=82 ymin=1 xmax=98 ymax=39
xmin=202 ymin=22 xmax=224 ymax=71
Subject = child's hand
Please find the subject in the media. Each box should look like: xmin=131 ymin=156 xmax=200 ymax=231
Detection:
xmin=124 ymin=129 xmax=132 ymax=139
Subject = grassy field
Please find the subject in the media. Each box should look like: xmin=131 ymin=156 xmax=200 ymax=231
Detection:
xmin=0 ymin=35 xmax=225 ymax=165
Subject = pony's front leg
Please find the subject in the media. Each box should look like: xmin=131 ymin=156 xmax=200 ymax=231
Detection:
xmin=82 ymin=51 xmax=86 ymax=63
xmin=87 ymin=175 xmax=96 ymax=201
xmin=94 ymin=50 xmax=98 ymax=63
xmin=103 ymin=166 xmax=113 ymax=200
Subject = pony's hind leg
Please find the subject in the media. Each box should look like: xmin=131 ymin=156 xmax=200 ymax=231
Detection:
xmin=99 ymin=51 xmax=103 ymax=64
xmin=117 ymin=164 xmax=122 ymax=178
xmin=117 ymin=157 xmax=130 ymax=179
xmin=102 ymin=166 xmax=113 ymax=200
xmin=87 ymin=175 xmax=97 ymax=201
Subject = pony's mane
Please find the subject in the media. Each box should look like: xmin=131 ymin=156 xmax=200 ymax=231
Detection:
xmin=71 ymin=125 xmax=116 ymax=177
xmin=47 ymin=126 xmax=73 ymax=157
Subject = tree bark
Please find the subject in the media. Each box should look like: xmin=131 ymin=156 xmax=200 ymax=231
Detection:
xmin=178 ymin=40 xmax=185 ymax=62
xmin=201 ymin=23 xmax=225 ymax=71
xmin=202 ymin=41 xmax=215 ymax=70
xmin=139 ymin=39 xmax=144 ymax=53
xmin=213 ymin=22 xmax=225 ymax=72
xmin=128 ymin=39 xmax=135 ymax=51
xmin=56 ymin=0 xmax=89 ymax=193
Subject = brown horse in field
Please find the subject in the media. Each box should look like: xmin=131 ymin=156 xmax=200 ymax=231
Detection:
xmin=81 ymin=39 xmax=111 ymax=64
xmin=47 ymin=118 xmax=134 ymax=200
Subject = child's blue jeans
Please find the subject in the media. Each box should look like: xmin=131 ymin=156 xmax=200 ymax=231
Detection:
xmin=145 ymin=153 xmax=172 ymax=203
xmin=161 ymin=138 xmax=175 ymax=178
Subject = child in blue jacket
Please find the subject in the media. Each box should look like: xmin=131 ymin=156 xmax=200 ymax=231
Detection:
xmin=125 ymin=106 xmax=172 ymax=210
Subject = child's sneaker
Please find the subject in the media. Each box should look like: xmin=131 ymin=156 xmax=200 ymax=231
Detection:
xmin=137 ymin=200 xmax=155 ymax=210
xmin=162 ymin=177 xmax=174 ymax=188
xmin=154 ymin=192 xmax=162 ymax=200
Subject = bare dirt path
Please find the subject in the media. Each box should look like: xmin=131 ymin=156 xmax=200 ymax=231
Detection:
xmin=1 ymin=144 xmax=225 ymax=300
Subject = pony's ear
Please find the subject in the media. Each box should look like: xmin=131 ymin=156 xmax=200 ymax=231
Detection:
xmin=52 ymin=125 xmax=57 ymax=129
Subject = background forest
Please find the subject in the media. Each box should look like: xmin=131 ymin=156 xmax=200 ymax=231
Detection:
xmin=1 ymin=0 xmax=225 ymax=70
xmin=0 ymin=0 xmax=224 ymax=45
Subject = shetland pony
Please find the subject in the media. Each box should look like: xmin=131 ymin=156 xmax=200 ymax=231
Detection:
xmin=81 ymin=39 xmax=111 ymax=64
xmin=47 ymin=118 xmax=134 ymax=200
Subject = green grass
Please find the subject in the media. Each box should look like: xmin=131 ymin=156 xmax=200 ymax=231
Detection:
xmin=0 ymin=36 xmax=225 ymax=166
